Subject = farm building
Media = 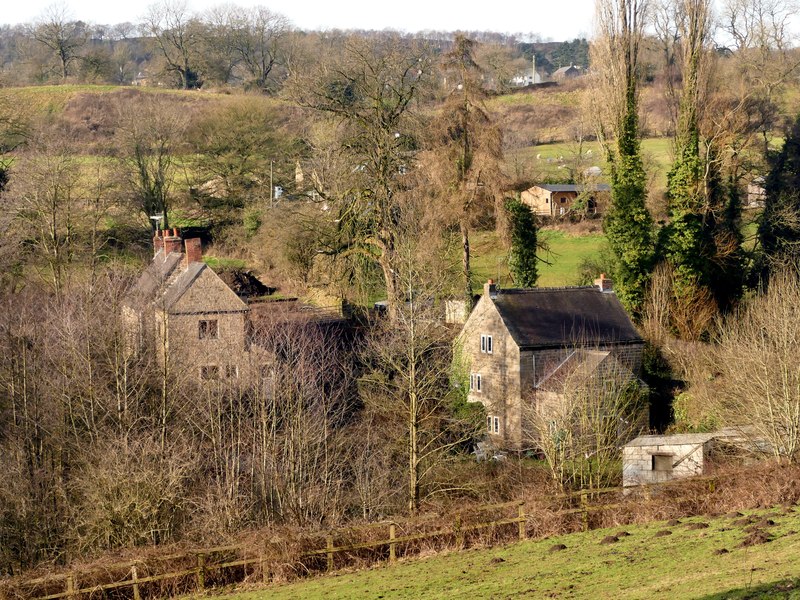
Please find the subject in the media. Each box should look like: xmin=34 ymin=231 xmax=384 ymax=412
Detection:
xmin=458 ymin=279 xmax=645 ymax=449
xmin=520 ymin=183 xmax=611 ymax=217
xmin=123 ymin=229 xmax=347 ymax=384
xmin=622 ymin=429 xmax=753 ymax=488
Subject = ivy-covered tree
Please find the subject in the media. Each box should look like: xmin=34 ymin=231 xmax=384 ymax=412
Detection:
xmin=505 ymin=197 xmax=538 ymax=287
xmin=663 ymin=0 xmax=743 ymax=336
xmin=594 ymin=0 xmax=654 ymax=317
xmin=758 ymin=114 xmax=800 ymax=277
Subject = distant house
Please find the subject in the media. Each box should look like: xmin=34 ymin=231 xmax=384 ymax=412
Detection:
xmin=746 ymin=176 xmax=766 ymax=209
xmin=458 ymin=279 xmax=645 ymax=449
xmin=521 ymin=183 xmax=611 ymax=217
xmin=123 ymin=229 xmax=255 ymax=383
xmin=622 ymin=429 xmax=754 ymax=488
xmin=124 ymin=229 xmax=348 ymax=385
xmin=552 ymin=64 xmax=582 ymax=81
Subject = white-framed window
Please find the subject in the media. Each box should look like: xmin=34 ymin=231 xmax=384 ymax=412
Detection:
xmin=225 ymin=365 xmax=239 ymax=378
xmin=480 ymin=334 xmax=493 ymax=354
xmin=470 ymin=373 xmax=482 ymax=392
xmin=487 ymin=415 xmax=500 ymax=434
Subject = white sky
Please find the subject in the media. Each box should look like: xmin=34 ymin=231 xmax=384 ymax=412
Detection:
xmin=1 ymin=0 xmax=596 ymax=41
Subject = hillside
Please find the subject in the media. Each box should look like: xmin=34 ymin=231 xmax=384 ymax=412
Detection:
xmin=210 ymin=506 xmax=800 ymax=600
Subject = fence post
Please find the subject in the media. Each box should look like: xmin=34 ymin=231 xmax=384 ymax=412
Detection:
xmin=196 ymin=553 xmax=206 ymax=591
xmin=65 ymin=574 xmax=76 ymax=599
xmin=259 ymin=554 xmax=269 ymax=583
xmin=518 ymin=501 xmax=526 ymax=541
xmin=580 ymin=491 xmax=589 ymax=532
xmin=454 ymin=515 xmax=463 ymax=549
xmin=326 ymin=533 xmax=334 ymax=572
xmin=131 ymin=565 xmax=141 ymax=600
xmin=389 ymin=523 xmax=397 ymax=564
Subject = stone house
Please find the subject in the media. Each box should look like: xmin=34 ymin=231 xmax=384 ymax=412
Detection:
xmin=552 ymin=65 xmax=582 ymax=81
xmin=458 ymin=280 xmax=644 ymax=449
xmin=123 ymin=229 xmax=255 ymax=383
xmin=521 ymin=184 xmax=611 ymax=218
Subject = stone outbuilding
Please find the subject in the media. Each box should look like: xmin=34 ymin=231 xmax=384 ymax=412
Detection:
xmin=622 ymin=429 xmax=753 ymax=487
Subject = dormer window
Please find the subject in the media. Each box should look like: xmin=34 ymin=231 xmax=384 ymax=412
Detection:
xmin=480 ymin=334 xmax=493 ymax=354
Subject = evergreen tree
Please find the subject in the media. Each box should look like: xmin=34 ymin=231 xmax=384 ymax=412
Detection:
xmin=604 ymin=92 xmax=654 ymax=316
xmin=595 ymin=0 xmax=654 ymax=318
xmin=663 ymin=0 xmax=743 ymax=334
xmin=505 ymin=198 xmax=538 ymax=287
xmin=758 ymin=114 xmax=800 ymax=277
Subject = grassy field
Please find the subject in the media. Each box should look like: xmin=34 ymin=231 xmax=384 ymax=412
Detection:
xmin=199 ymin=507 xmax=800 ymax=600
xmin=471 ymin=228 xmax=607 ymax=289
xmin=510 ymin=137 xmax=675 ymax=187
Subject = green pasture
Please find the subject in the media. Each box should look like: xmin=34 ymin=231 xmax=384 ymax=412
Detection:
xmin=200 ymin=506 xmax=800 ymax=600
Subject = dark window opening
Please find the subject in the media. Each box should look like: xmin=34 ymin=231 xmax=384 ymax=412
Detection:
xmin=199 ymin=319 xmax=219 ymax=339
xmin=200 ymin=365 xmax=219 ymax=380
xmin=652 ymin=454 xmax=673 ymax=472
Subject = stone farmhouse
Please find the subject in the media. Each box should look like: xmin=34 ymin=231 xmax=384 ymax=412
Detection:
xmin=123 ymin=229 xmax=256 ymax=382
xmin=458 ymin=278 xmax=644 ymax=449
xmin=520 ymin=183 xmax=611 ymax=218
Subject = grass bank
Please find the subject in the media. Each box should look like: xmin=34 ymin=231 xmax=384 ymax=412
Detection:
xmin=206 ymin=506 xmax=800 ymax=600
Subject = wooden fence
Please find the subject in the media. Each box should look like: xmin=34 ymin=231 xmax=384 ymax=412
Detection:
xmin=1 ymin=478 xmax=719 ymax=600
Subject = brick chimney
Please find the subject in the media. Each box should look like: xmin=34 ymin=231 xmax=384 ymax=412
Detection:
xmin=162 ymin=228 xmax=182 ymax=256
xmin=484 ymin=279 xmax=498 ymax=298
xmin=594 ymin=273 xmax=613 ymax=292
xmin=153 ymin=230 xmax=164 ymax=256
xmin=184 ymin=237 xmax=202 ymax=267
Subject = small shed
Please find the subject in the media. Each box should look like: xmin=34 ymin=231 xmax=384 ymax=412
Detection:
xmin=622 ymin=433 xmax=718 ymax=487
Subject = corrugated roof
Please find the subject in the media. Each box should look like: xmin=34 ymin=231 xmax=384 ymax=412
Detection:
xmin=535 ymin=184 xmax=611 ymax=193
xmin=491 ymin=287 xmax=642 ymax=350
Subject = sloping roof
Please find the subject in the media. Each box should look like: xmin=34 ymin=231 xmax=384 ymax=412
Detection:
xmin=553 ymin=65 xmax=580 ymax=76
xmin=125 ymin=251 xmax=182 ymax=310
xmin=160 ymin=262 xmax=206 ymax=310
xmin=626 ymin=427 xmax=752 ymax=448
xmin=491 ymin=287 xmax=642 ymax=350
xmin=534 ymin=184 xmax=611 ymax=193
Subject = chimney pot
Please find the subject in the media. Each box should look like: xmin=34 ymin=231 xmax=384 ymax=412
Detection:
xmin=184 ymin=238 xmax=202 ymax=267
xmin=162 ymin=229 xmax=183 ymax=256
xmin=484 ymin=279 xmax=498 ymax=298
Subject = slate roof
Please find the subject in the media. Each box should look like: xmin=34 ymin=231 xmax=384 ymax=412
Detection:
xmin=490 ymin=287 xmax=642 ymax=350
xmin=124 ymin=251 xmax=182 ymax=310
xmin=125 ymin=250 xmax=247 ymax=313
xmin=534 ymin=184 xmax=611 ymax=193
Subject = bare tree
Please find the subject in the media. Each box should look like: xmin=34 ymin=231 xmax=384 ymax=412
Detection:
xmin=289 ymin=35 xmax=431 ymax=319
xmin=115 ymin=94 xmax=188 ymax=230
xmin=525 ymin=350 xmax=648 ymax=490
xmin=702 ymin=268 xmax=800 ymax=462
xmin=29 ymin=4 xmax=87 ymax=81
xmin=142 ymin=0 xmax=203 ymax=89
xmin=226 ymin=5 xmax=290 ymax=92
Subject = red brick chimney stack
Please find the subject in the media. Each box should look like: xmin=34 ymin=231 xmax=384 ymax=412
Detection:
xmin=184 ymin=238 xmax=202 ymax=268
xmin=594 ymin=273 xmax=613 ymax=292
xmin=162 ymin=228 xmax=182 ymax=256
xmin=153 ymin=230 xmax=164 ymax=256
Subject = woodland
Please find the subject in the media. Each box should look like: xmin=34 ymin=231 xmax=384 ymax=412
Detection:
xmin=1 ymin=0 xmax=800 ymax=578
